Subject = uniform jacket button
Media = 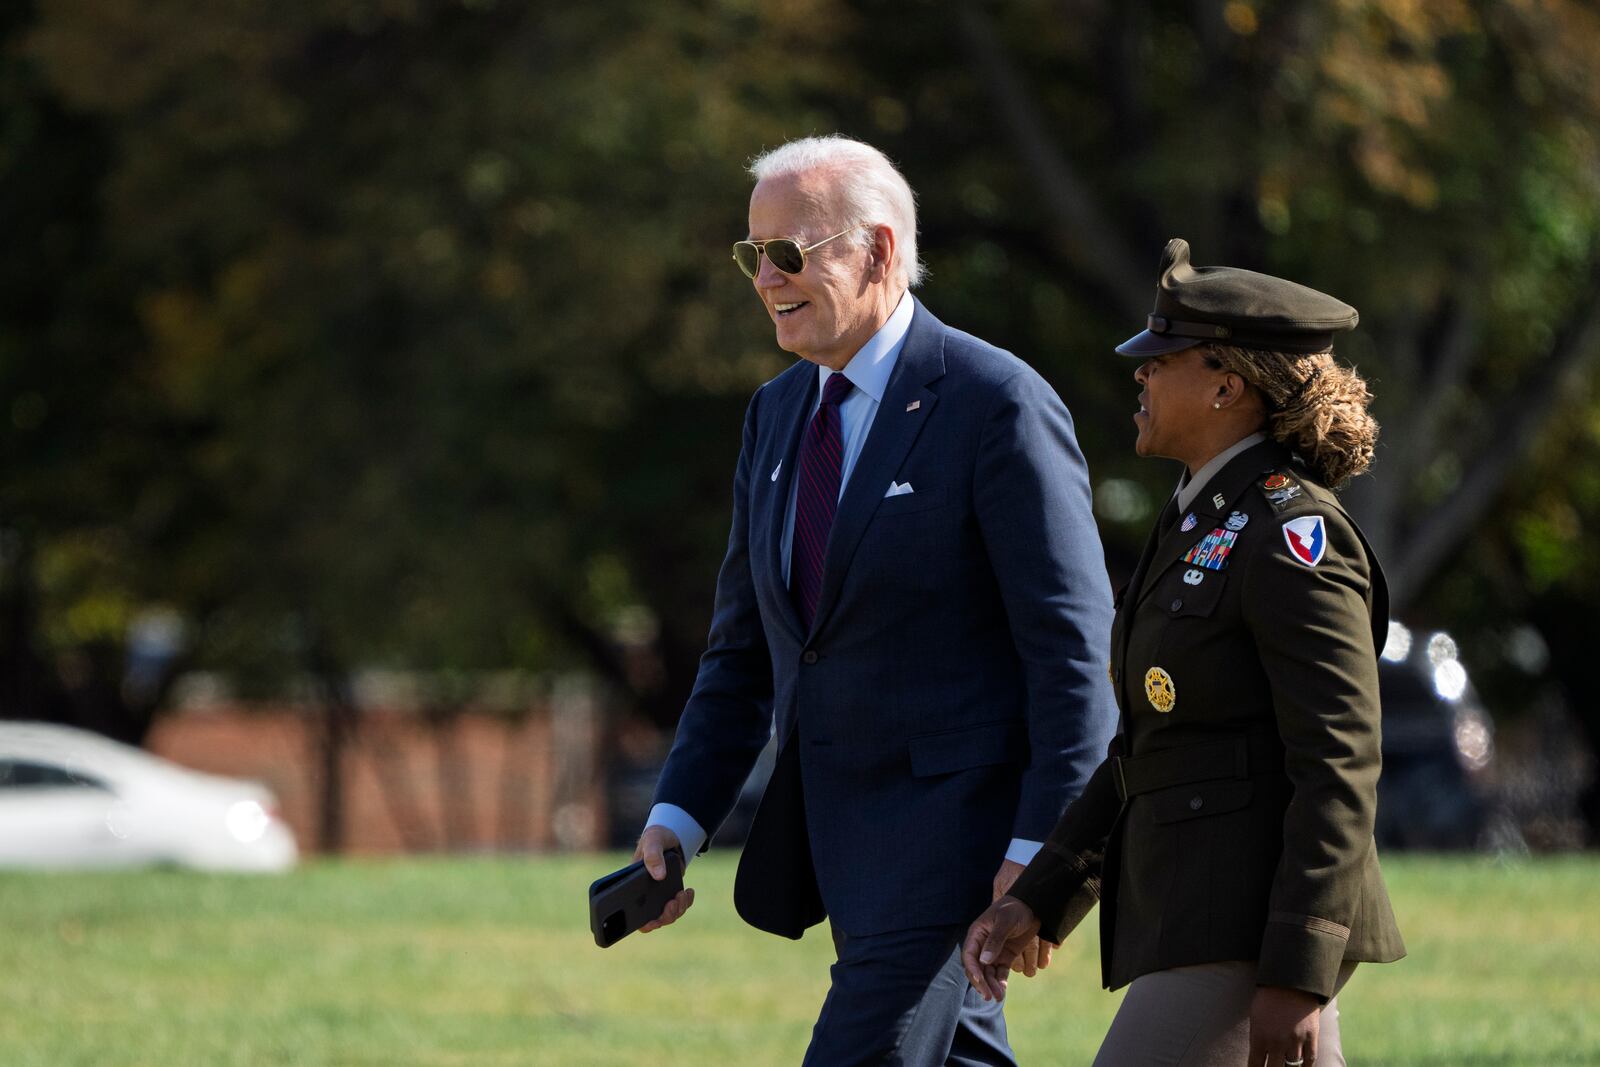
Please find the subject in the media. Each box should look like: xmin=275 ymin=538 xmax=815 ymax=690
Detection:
xmin=1189 ymin=795 xmax=1204 ymax=811
xmin=802 ymin=650 xmax=819 ymax=665
xmin=1170 ymin=598 xmax=1184 ymax=612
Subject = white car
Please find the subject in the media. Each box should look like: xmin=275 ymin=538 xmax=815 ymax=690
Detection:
xmin=0 ymin=721 xmax=297 ymax=872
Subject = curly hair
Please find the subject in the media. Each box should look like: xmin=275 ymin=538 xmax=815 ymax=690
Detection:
xmin=1202 ymin=344 xmax=1379 ymax=486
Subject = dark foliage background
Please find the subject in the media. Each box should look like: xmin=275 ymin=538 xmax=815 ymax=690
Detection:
xmin=3 ymin=0 xmax=1598 ymax=835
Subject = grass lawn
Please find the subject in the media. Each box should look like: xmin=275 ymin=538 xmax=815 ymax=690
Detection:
xmin=2 ymin=854 xmax=1596 ymax=1065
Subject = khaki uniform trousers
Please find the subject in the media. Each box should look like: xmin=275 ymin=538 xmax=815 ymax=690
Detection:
xmin=1092 ymin=961 xmax=1357 ymax=1067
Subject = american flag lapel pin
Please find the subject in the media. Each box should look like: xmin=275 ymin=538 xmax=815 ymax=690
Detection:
xmin=905 ymin=400 xmax=921 ymax=412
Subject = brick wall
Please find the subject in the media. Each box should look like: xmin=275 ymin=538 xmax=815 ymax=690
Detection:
xmin=145 ymin=703 xmax=603 ymax=854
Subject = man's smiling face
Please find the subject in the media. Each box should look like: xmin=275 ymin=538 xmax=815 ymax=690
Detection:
xmin=746 ymin=169 xmax=883 ymax=371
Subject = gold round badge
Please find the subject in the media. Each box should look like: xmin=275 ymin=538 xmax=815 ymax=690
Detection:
xmin=1144 ymin=667 xmax=1176 ymax=713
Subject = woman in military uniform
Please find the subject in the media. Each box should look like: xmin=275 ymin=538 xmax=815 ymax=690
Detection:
xmin=962 ymin=239 xmax=1405 ymax=1067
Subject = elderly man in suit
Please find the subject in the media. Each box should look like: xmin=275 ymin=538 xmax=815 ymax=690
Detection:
xmin=634 ymin=134 xmax=1117 ymax=1066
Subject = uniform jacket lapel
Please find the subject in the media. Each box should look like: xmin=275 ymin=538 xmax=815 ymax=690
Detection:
xmin=1115 ymin=515 xmax=1168 ymax=675
xmin=807 ymin=299 xmax=945 ymax=637
xmin=1133 ymin=439 xmax=1288 ymax=610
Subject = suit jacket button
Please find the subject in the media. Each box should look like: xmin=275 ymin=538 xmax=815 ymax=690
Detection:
xmin=1170 ymin=598 xmax=1184 ymax=612
xmin=1189 ymin=795 xmax=1204 ymax=811
xmin=802 ymin=650 xmax=819 ymax=665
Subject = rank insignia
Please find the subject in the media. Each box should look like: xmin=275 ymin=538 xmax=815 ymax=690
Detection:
xmin=1183 ymin=568 xmax=1204 ymax=586
xmin=1180 ymin=512 xmax=1198 ymax=532
xmin=1225 ymin=511 xmax=1249 ymax=531
xmin=1282 ymin=514 xmax=1328 ymax=567
xmin=1144 ymin=667 xmax=1176 ymax=713
xmin=1182 ymin=528 xmax=1238 ymax=570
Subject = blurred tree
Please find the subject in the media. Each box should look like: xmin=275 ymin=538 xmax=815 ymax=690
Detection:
xmin=0 ymin=0 xmax=180 ymax=744
xmin=6 ymin=0 xmax=1600 ymax=842
xmin=909 ymin=1 xmax=1600 ymax=601
xmin=17 ymin=0 xmax=854 ymax=848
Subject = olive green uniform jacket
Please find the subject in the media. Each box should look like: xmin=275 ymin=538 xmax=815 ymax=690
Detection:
xmin=1008 ymin=439 xmax=1405 ymax=1000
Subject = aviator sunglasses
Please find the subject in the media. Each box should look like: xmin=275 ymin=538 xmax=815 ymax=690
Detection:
xmin=732 ymin=223 xmax=867 ymax=279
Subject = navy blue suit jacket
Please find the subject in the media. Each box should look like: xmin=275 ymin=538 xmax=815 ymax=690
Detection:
xmin=655 ymin=299 xmax=1117 ymax=937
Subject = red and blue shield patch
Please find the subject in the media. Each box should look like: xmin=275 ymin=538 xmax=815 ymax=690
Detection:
xmin=1282 ymin=515 xmax=1327 ymax=567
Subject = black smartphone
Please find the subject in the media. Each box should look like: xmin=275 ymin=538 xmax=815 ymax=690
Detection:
xmin=588 ymin=847 xmax=685 ymax=948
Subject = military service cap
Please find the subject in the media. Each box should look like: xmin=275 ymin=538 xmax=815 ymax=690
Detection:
xmin=1116 ymin=239 xmax=1359 ymax=357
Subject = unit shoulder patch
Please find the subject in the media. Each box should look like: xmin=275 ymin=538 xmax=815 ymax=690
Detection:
xmin=1282 ymin=514 xmax=1328 ymax=567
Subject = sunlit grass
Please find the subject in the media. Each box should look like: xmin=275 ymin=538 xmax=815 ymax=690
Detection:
xmin=1 ymin=854 xmax=1596 ymax=1065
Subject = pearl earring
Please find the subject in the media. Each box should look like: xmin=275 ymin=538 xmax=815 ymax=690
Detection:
xmin=1213 ymin=401 xmax=1221 ymax=409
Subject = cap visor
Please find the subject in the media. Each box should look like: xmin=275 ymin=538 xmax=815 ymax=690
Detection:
xmin=1114 ymin=330 xmax=1203 ymax=357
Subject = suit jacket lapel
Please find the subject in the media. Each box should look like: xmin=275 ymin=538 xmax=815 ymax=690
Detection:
xmin=761 ymin=367 xmax=816 ymax=643
xmin=807 ymin=300 xmax=945 ymax=637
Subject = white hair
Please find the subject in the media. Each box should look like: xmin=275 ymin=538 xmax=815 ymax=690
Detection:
xmin=748 ymin=135 xmax=925 ymax=289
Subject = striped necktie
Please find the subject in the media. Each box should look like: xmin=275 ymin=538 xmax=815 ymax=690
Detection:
xmin=791 ymin=372 xmax=854 ymax=629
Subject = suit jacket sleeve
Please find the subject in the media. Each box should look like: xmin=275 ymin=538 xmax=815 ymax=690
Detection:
xmin=1005 ymin=749 xmax=1121 ymax=943
xmin=972 ymin=370 xmax=1118 ymax=844
xmin=1242 ymin=503 xmax=1383 ymax=999
xmin=650 ymin=386 xmax=777 ymax=849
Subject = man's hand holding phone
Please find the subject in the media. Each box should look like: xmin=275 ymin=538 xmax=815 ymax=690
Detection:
xmin=588 ymin=830 xmax=691 ymax=948
xmin=634 ymin=825 xmax=695 ymax=933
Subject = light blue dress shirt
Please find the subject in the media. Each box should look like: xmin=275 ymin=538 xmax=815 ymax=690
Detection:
xmin=648 ymin=292 xmax=1040 ymax=868
xmin=778 ymin=290 xmax=914 ymax=583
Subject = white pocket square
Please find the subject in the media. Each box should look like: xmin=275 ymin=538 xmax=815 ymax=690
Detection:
xmin=885 ymin=481 xmax=914 ymax=498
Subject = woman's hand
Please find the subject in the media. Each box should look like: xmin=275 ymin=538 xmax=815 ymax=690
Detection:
xmin=1248 ymin=985 xmax=1321 ymax=1066
xmin=960 ymin=896 xmax=1043 ymax=1001
xmin=991 ymin=860 xmax=1054 ymax=976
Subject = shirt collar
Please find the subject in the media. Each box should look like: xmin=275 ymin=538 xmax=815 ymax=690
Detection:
xmin=1175 ymin=431 xmax=1267 ymax=514
xmin=817 ymin=290 xmax=913 ymax=404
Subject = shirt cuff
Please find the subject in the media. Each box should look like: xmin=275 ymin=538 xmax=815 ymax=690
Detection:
xmin=1006 ymin=838 xmax=1044 ymax=866
xmin=646 ymin=803 xmax=708 ymax=860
